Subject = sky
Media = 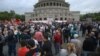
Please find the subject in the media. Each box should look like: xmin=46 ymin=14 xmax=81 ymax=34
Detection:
xmin=0 ymin=0 xmax=100 ymax=14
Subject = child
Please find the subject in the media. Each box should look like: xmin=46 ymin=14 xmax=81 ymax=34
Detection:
xmin=18 ymin=40 xmax=29 ymax=56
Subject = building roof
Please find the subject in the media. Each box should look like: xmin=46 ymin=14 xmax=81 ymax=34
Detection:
xmin=34 ymin=0 xmax=69 ymax=8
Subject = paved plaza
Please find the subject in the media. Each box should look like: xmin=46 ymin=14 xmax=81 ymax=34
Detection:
xmin=3 ymin=33 xmax=85 ymax=56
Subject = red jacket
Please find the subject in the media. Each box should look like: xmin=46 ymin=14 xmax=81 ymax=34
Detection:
xmin=18 ymin=47 xmax=29 ymax=56
xmin=54 ymin=33 xmax=62 ymax=44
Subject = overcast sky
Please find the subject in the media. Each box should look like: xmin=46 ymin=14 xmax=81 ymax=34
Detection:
xmin=0 ymin=0 xmax=100 ymax=14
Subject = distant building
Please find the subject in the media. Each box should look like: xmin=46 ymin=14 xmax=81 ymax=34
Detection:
xmin=25 ymin=0 xmax=80 ymax=23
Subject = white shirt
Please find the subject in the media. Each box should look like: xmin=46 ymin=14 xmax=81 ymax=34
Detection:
xmin=70 ymin=39 xmax=81 ymax=48
xmin=60 ymin=49 xmax=67 ymax=56
xmin=33 ymin=39 xmax=39 ymax=46
xmin=14 ymin=30 xmax=18 ymax=35
xmin=68 ymin=53 xmax=77 ymax=56
xmin=30 ymin=27 xmax=34 ymax=33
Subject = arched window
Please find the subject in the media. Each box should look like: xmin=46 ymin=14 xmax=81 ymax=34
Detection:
xmin=50 ymin=3 xmax=52 ymax=6
xmin=44 ymin=18 xmax=47 ymax=20
xmin=55 ymin=18 xmax=58 ymax=20
xmin=60 ymin=17 xmax=63 ymax=20
xmin=60 ymin=3 xmax=61 ymax=6
xmin=41 ymin=4 xmax=43 ymax=7
xmin=44 ymin=3 xmax=46 ymax=7
xmin=36 ymin=18 xmax=38 ymax=21
xmin=54 ymin=2 xmax=55 ymax=6
xmin=62 ymin=4 xmax=64 ymax=6
xmin=47 ymin=3 xmax=49 ymax=6
xmin=65 ymin=18 xmax=67 ymax=20
xmin=61 ymin=3 xmax=62 ymax=6
xmin=57 ymin=3 xmax=59 ymax=6
xmin=40 ymin=18 xmax=42 ymax=20
xmin=73 ymin=18 xmax=75 ymax=21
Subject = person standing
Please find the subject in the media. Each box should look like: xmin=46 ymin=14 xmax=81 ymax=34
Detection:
xmin=82 ymin=32 xmax=97 ymax=56
xmin=6 ymin=30 xmax=18 ymax=56
xmin=59 ymin=45 xmax=67 ymax=56
xmin=0 ymin=30 xmax=4 ymax=56
xmin=25 ymin=39 xmax=41 ymax=56
xmin=97 ymin=33 xmax=100 ymax=48
xmin=53 ymin=30 xmax=62 ymax=55
xmin=18 ymin=40 xmax=29 ymax=56
xmin=42 ymin=36 xmax=53 ymax=56
xmin=70 ymin=34 xmax=82 ymax=56
xmin=19 ymin=29 xmax=31 ymax=41
xmin=34 ymin=29 xmax=44 ymax=48
xmin=67 ymin=43 xmax=77 ymax=56
xmin=63 ymin=26 xmax=70 ymax=43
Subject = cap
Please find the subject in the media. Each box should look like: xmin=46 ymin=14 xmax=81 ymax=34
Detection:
xmin=74 ymin=34 xmax=79 ymax=38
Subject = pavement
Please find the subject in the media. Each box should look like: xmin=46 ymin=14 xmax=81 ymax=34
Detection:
xmin=3 ymin=31 xmax=85 ymax=56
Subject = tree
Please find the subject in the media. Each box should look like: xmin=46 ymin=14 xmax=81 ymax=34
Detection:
xmin=80 ymin=12 xmax=100 ymax=21
xmin=0 ymin=10 xmax=25 ymax=21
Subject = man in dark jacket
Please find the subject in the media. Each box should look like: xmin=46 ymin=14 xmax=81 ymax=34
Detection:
xmin=0 ymin=31 xmax=4 ymax=56
xmin=42 ymin=36 xmax=52 ymax=56
xmin=19 ymin=29 xmax=31 ymax=41
xmin=83 ymin=32 xmax=97 ymax=56
xmin=63 ymin=27 xmax=70 ymax=43
xmin=6 ymin=30 xmax=18 ymax=56
xmin=26 ymin=39 xmax=41 ymax=56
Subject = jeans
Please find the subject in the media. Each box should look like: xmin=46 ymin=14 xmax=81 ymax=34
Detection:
xmin=8 ymin=43 xmax=16 ymax=56
xmin=0 ymin=44 xmax=4 ymax=56
xmin=54 ymin=43 xmax=60 ymax=54
xmin=83 ymin=51 xmax=91 ymax=56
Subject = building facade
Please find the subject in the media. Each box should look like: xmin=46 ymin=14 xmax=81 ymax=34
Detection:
xmin=25 ymin=0 xmax=80 ymax=22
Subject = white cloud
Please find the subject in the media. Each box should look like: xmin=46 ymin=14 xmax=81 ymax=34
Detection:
xmin=0 ymin=0 xmax=100 ymax=14
xmin=0 ymin=0 xmax=38 ymax=14
xmin=67 ymin=0 xmax=100 ymax=14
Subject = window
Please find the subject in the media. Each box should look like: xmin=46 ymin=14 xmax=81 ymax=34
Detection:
xmin=41 ymin=4 xmax=43 ymax=7
xmin=36 ymin=18 xmax=38 ymax=21
xmin=57 ymin=3 xmax=59 ymax=6
xmin=73 ymin=18 xmax=75 ymax=21
xmin=55 ymin=18 xmax=58 ymax=20
xmin=54 ymin=3 xmax=55 ymax=6
xmin=40 ymin=18 xmax=42 ymax=20
xmin=44 ymin=3 xmax=46 ymax=7
xmin=47 ymin=3 xmax=49 ymax=6
xmin=44 ymin=18 xmax=47 ymax=20
xmin=29 ymin=19 xmax=32 ymax=21
xmin=60 ymin=3 xmax=61 ymax=6
xmin=60 ymin=18 xmax=63 ymax=20
xmin=50 ymin=3 xmax=52 ymax=6
xmin=65 ymin=18 xmax=67 ymax=20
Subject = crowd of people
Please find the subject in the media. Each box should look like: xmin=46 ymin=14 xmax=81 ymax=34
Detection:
xmin=0 ymin=20 xmax=100 ymax=56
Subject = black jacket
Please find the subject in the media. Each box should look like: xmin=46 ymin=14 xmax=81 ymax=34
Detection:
xmin=42 ymin=41 xmax=53 ymax=56
xmin=83 ymin=37 xmax=97 ymax=51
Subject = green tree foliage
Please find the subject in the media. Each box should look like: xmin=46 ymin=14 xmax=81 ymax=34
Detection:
xmin=0 ymin=10 xmax=25 ymax=21
xmin=80 ymin=12 xmax=100 ymax=21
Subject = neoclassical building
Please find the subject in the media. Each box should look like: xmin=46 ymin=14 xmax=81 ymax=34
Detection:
xmin=25 ymin=0 xmax=80 ymax=22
